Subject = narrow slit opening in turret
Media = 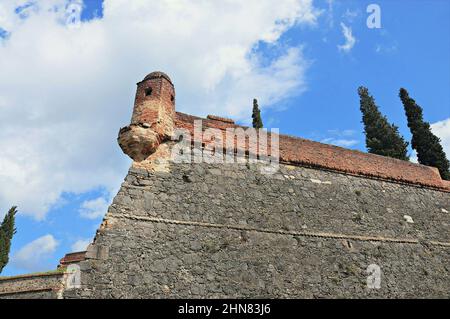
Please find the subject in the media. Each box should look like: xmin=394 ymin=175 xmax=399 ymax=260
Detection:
xmin=145 ymin=88 xmax=153 ymax=96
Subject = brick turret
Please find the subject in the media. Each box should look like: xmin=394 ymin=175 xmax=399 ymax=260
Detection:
xmin=118 ymin=71 xmax=175 ymax=161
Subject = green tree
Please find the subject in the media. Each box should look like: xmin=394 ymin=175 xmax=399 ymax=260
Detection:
xmin=399 ymin=88 xmax=450 ymax=180
xmin=252 ymin=98 xmax=263 ymax=129
xmin=358 ymin=86 xmax=409 ymax=160
xmin=0 ymin=206 xmax=17 ymax=273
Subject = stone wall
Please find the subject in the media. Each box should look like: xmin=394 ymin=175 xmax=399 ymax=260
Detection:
xmin=175 ymin=112 xmax=450 ymax=191
xmin=3 ymin=71 xmax=449 ymax=299
xmin=64 ymin=158 xmax=450 ymax=299
xmin=0 ymin=272 xmax=66 ymax=299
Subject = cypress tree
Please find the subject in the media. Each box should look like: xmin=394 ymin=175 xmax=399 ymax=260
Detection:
xmin=358 ymin=86 xmax=409 ymax=160
xmin=252 ymin=98 xmax=263 ymax=129
xmin=0 ymin=206 xmax=17 ymax=273
xmin=399 ymin=88 xmax=450 ymax=180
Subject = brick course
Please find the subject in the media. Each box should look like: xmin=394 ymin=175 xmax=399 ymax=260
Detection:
xmin=174 ymin=112 xmax=449 ymax=192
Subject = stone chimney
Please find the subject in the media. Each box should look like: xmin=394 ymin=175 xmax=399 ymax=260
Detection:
xmin=118 ymin=71 xmax=175 ymax=161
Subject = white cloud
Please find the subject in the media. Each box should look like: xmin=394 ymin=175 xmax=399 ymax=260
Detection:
xmin=327 ymin=129 xmax=356 ymax=137
xmin=79 ymin=197 xmax=109 ymax=219
xmin=337 ymin=22 xmax=356 ymax=52
xmin=342 ymin=9 xmax=359 ymax=23
xmin=325 ymin=0 xmax=334 ymax=28
xmin=0 ymin=1 xmax=22 ymax=32
xmin=11 ymin=234 xmax=58 ymax=271
xmin=431 ymin=118 xmax=450 ymax=159
xmin=375 ymin=43 xmax=398 ymax=54
xmin=408 ymin=118 xmax=449 ymax=166
xmin=319 ymin=129 xmax=359 ymax=148
xmin=321 ymin=138 xmax=358 ymax=148
xmin=71 ymin=238 xmax=91 ymax=252
xmin=0 ymin=0 xmax=320 ymax=219
xmin=410 ymin=150 xmax=418 ymax=164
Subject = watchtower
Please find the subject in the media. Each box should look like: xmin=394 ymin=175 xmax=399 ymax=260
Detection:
xmin=118 ymin=71 xmax=175 ymax=161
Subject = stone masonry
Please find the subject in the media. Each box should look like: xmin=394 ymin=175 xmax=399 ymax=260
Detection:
xmin=64 ymin=161 xmax=450 ymax=298
xmin=1 ymin=71 xmax=449 ymax=298
xmin=0 ymin=272 xmax=66 ymax=299
xmin=65 ymin=71 xmax=449 ymax=298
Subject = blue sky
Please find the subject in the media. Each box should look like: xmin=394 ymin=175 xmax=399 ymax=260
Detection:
xmin=275 ymin=0 xmax=450 ymax=148
xmin=0 ymin=0 xmax=449 ymax=276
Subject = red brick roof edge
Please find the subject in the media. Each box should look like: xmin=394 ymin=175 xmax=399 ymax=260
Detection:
xmin=175 ymin=112 xmax=450 ymax=192
xmin=59 ymin=251 xmax=86 ymax=266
